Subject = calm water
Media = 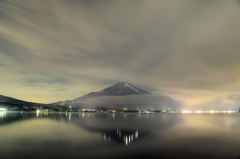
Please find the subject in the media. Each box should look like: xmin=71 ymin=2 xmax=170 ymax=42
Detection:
xmin=1 ymin=112 xmax=240 ymax=159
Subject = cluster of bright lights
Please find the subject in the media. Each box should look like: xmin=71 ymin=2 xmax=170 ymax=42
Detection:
xmin=181 ymin=110 xmax=237 ymax=114
xmin=0 ymin=107 xmax=7 ymax=111
xmin=182 ymin=110 xmax=193 ymax=114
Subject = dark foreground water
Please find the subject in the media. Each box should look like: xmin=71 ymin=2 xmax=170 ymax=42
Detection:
xmin=1 ymin=112 xmax=240 ymax=159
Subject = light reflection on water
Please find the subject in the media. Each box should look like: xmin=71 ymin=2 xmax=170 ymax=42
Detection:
xmin=103 ymin=129 xmax=141 ymax=146
xmin=1 ymin=112 xmax=240 ymax=158
xmin=0 ymin=111 xmax=7 ymax=119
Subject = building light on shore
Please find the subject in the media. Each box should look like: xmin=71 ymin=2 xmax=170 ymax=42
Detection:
xmin=181 ymin=110 xmax=237 ymax=114
xmin=182 ymin=110 xmax=193 ymax=114
xmin=209 ymin=110 xmax=215 ymax=114
xmin=226 ymin=110 xmax=234 ymax=113
xmin=111 ymin=110 xmax=117 ymax=113
xmin=144 ymin=110 xmax=151 ymax=114
xmin=195 ymin=110 xmax=203 ymax=114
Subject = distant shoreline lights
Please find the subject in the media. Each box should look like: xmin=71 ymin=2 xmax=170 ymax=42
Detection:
xmin=181 ymin=110 xmax=237 ymax=114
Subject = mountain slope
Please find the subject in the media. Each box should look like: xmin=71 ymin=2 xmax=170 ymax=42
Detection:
xmin=100 ymin=82 xmax=149 ymax=96
xmin=54 ymin=82 xmax=179 ymax=110
xmin=71 ymin=82 xmax=149 ymax=103
xmin=0 ymin=95 xmax=42 ymax=106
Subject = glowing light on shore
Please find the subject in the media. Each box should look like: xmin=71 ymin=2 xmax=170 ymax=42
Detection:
xmin=144 ymin=110 xmax=151 ymax=114
xmin=0 ymin=108 xmax=7 ymax=111
xmin=182 ymin=110 xmax=193 ymax=114
xmin=0 ymin=111 xmax=7 ymax=119
xmin=111 ymin=110 xmax=117 ymax=113
xmin=226 ymin=110 xmax=235 ymax=113
xmin=181 ymin=110 xmax=237 ymax=114
xmin=195 ymin=110 xmax=203 ymax=114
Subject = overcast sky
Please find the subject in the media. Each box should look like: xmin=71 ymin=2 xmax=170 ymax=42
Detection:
xmin=0 ymin=0 xmax=240 ymax=108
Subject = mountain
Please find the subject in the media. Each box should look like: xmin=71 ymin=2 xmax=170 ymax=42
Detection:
xmin=98 ymin=82 xmax=149 ymax=96
xmin=54 ymin=82 xmax=179 ymax=110
xmin=71 ymin=82 xmax=149 ymax=103
xmin=0 ymin=95 xmax=42 ymax=106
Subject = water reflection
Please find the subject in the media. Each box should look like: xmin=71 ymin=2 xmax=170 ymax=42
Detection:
xmin=36 ymin=110 xmax=40 ymax=117
xmin=2 ymin=112 xmax=240 ymax=158
xmin=0 ymin=111 xmax=7 ymax=119
xmin=103 ymin=129 xmax=143 ymax=146
xmin=0 ymin=112 xmax=152 ymax=147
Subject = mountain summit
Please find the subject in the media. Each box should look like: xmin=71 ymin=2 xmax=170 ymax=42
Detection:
xmin=70 ymin=82 xmax=149 ymax=103
xmin=99 ymin=82 xmax=149 ymax=96
xmin=53 ymin=82 xmax=179 ymax=109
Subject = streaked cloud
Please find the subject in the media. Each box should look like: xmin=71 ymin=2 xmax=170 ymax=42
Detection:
xmin=0 ymin=0 xmax=240 ymax=107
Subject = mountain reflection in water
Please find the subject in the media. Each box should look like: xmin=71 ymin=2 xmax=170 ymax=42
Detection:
xmin=0 ymin=111 xmax=151 ymax=146
xmin=1 ymin=111 xmax=240 ymax=159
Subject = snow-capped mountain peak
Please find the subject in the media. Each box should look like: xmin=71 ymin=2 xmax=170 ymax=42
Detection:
xmin=124 ymin=82 xmax=140 ymax=93
xmin=101 ymin=82 xmax=149 ymax=96
xmin=68 ymin=82 xmax=149 ymax=103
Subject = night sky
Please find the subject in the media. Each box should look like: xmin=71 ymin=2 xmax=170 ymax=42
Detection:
xmin=0 ymin=0 xmax=240 ymax=109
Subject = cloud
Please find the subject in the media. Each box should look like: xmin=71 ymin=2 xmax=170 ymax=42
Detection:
xmin=0 ymin=0 xmax=240 ymax=107
xmin=22 ymin=77 xmax=71 ymax=86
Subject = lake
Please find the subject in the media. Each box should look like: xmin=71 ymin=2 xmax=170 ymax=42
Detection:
xmin=1 ymin=111 xmax=240 ymax=159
